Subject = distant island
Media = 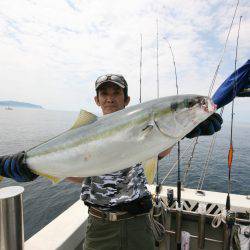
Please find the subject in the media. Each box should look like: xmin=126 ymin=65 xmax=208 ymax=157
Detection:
xmin=0 ymin=101 xmax=43 ymax=109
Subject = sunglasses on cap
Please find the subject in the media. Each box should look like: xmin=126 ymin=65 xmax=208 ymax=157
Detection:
xmin=95 ymin=74 xmax=128 ymax=90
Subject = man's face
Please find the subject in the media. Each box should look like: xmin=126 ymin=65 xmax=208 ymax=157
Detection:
xmin=94 ymin=83 xmax=130 ymax=115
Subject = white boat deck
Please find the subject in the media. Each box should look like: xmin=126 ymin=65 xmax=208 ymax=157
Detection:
xmin=24 ymin=185 xmax=250 ymax=250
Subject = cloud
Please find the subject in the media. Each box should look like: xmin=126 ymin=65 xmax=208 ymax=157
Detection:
xmin=0 ymin=0 xmax=249 ymax=119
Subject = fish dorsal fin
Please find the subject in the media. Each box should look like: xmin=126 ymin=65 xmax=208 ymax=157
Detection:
xmin=71 ymin=110 xmax=98 ymax=130
xmin=142 ymin=156 xmax=158 ymax=184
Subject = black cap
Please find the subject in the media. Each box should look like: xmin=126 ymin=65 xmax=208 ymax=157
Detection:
xmin=95 ymin=74 xmax=128 ymax=90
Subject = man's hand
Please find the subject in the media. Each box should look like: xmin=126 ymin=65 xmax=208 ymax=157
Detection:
xmin=0 ymin=152 xmax=38 ymax=182
xmin=186 ymin=113 xmax=223 ymax=139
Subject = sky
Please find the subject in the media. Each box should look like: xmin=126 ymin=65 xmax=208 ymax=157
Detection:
xmin=0 ymin=0 xmax=250 ymax=122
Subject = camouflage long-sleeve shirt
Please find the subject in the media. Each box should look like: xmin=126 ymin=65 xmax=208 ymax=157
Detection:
xmin=81 ymin=163 xmax=151 ymax=209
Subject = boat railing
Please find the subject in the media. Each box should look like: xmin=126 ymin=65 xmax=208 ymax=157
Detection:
xmin=24 ymin=200 xmax=88 ymax=250
xmin=0 ymin=186 xmax=25 ymax=250
xmin=1 ymin=185 xmax=249 ymax=250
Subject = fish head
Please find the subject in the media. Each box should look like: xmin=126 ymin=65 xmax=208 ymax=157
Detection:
xmin=153 ymin=95 xmax=217 ymax=139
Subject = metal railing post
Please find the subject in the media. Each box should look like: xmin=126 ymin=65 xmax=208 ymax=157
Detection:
xmin=0 ymin=186 xmax=25 ymax=250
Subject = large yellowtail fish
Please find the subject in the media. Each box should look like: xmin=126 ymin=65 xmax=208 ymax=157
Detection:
xmin=1 ymin=95 xmax=216 ymax=182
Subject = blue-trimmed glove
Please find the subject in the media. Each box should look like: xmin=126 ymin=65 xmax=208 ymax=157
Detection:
xmin=186 ymin=113 xmax=223 ymax=139
xmin=0 ymin=151 xmax=38 ymax=182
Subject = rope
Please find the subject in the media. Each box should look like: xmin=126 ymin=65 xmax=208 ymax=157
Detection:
xmin=150 ymin=199 xmax=168 ymax=242
xmin=212 ymin=208 xmax=227 ymax=228
xmin=208 ymin=0 xmax=240 ymax=97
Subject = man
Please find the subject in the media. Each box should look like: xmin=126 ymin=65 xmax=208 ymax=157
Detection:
xmin=80 ymin=74 xmax=158 ymax=250
xmin=0 ymin=74 xmax=223 ymax=250
xmin=68 ymin=74 xmax=160 ymax=249
xmin=68 ymin=74 xmax=222 ymax=250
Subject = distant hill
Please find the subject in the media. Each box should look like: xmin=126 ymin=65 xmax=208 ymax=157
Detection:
xmin=0 ymin=101 xmax=43 ymax=109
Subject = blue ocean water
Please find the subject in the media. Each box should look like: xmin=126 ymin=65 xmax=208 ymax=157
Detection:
xmin=0 ymin=108 xmax=249 ymax=239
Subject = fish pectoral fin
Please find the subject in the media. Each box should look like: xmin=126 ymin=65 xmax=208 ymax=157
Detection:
xmin=70 ymin=110 xmax=98 ymax=130
xmin=32 ymin=170 xmax=63 ymax=184
xmin=139 ymin=123 xmax=154 ymax=140
xmin=142 ymin=156 xmax=158 ymax=184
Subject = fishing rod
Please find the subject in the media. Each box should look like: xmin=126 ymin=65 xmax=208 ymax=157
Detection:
xmin=227 ymin=15 xmax=242 ymax=211
xmin=164 ymin=34 xmax=182 ymax=250
xmin=139 ymin=34 xmax=142 ymax=104
xmin=202 ymin=1 xmax=241 ymax=247
xmin=150 ymin=19 xmax=167 ymax=249
xmin=205 ymin=0 xmax=239 ymax=208
xmin=156 ymin=19 xmax=160 ymax=99
xmin=165 ymin=39 xmax=181 ymax=204
xmin=224 ymin=15 xmax=242 ymax=250
xmin=181 ymin=0 xmax=240 ymax=213
xmin=155 ymin=18 xmax=162 ymax=198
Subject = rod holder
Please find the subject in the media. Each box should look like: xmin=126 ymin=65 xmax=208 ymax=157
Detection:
xmin=197 ymin=203 xmax=206 ymax=249
xmin=175 ymin=201 xmax=182 ymax=250
xmin=223 ymin=211 xmax=236 ymax=250
xmin=0 ymin=186 xmax=25 ymax=250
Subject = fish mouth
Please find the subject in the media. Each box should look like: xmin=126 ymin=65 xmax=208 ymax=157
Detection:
xmin=170 ymin=96 xmax=216 ymax=114
xmin=184 ymin=96 xmax=216 ymax=113
xmin=197 ymin=97 xmax=217 ymax=113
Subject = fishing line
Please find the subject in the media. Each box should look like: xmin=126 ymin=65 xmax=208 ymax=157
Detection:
xmin=182 ymin=137 xmax=199 ymax=188
xmin=160 ymin=140 xmax=196 ymax=185
xmin=196 ymin=133 xmax=217 ymax=191
xmin=195 ymin=107 xmax=224 ymax=191
xmin=208 ymin=0 xmax=240 ymax=97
